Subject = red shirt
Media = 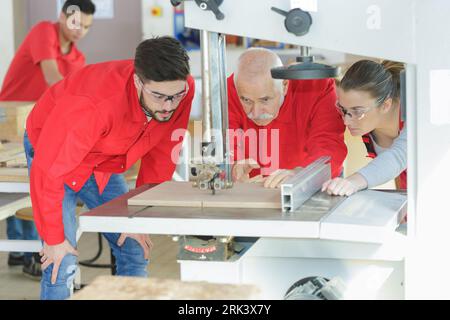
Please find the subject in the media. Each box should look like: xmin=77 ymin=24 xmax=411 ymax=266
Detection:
xmin=0 ymin=21 xmax=85 ymax=101
xmin=228 ymin=76 xmax=347 ymax=178
xmin=26 ymin=60 xmax=195 ymax=245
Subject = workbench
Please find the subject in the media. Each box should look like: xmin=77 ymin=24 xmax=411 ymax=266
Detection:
xmin=0 ymin=101 xmax=34 ymax=143
xmin=0 ymin=192 xmax=41 ymax=253
xmin=0 ymin=101 xmax=32 ymax=193
xmin=79 ymin=184 xmax=407 ymax=299
xmin=0 ymin=193 xmax=30 ymax=222
xmin=0 ymin=101 xmax=38 ymax=252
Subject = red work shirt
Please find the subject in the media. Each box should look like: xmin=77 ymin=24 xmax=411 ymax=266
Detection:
xmin=0 ymin=21 xmax=85 ymax=101
xmin=26 ymin=60 xmax=195 ymax=245
xmin=228 ymin=75 xmax=347 ymax=178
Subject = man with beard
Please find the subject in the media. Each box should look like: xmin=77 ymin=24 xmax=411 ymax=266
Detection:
xmin=25 ymin=37 xmax=194 ymax=300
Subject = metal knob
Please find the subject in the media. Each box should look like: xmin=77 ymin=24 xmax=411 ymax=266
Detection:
xmin=196 ymin=0 xmax=225 ymax=20
xmin=271 ymin=6 xmax=312 ymax=37
xmin=170 ymin=0 xmax=225 ymax=20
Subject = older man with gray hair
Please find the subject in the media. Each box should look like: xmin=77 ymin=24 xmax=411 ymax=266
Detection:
xmin=228 ymin=48 xmax=347 ymax=188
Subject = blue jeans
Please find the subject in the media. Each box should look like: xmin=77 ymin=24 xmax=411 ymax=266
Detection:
xmin=6 ymin=132 xmax=39 ymax=260
xmin=24 ymin=132 xmax=149 ymax=300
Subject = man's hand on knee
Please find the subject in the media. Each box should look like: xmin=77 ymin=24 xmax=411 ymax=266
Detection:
xmin=40 ymin=240 xmax=79 ymax=284
xmin=117 ymin=234 xmax=153 ymax=260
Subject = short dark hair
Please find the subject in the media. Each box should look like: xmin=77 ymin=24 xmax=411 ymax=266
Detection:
xmin=135 ymin=37 xmax=190 ymax=83
xmin=62 ymin=0 xmax=96 ymax=16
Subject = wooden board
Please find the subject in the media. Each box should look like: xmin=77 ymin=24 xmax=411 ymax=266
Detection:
xmin=0 ymin=142 xmax=26 ymax=168
xmin=0 ymin=142 xmax=23 ymax=155
xmin=0 ymin=102 xmax=34 ymax=143
xmin=0 ymin=168 xmax=29 ymax=183
xmin=0 ymin=101 xmax=35 ymax=109
xmin=128 ymin=181 xmax=281 ymax=209
xmin=72 ymin=276 xmax=260 ymax=300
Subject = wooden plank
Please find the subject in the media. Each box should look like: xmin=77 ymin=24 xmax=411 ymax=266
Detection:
xmin=0 ymin=102 xmax=34 ymax=143
xmin=0 ymin=101 xmax=35 ymax=109
xmin=128 ymin=181 xmax=281 ymax=209
xmin=0 ymin=142 xmax=24 ymax=155
xmin=0 ymin=145 xmax=26 ymax=168
xmin=72 ymin=275 xmax=261 ymax=300
xmin=80 ymin=185 xmax=321 ymax=239
xmin=0 ymin=168 xmax=29 ymax=183
xmin=0 ymin=157 xmax=27 ymax=168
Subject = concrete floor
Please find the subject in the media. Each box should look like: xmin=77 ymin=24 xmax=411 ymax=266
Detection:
xmin=0 ymin=219 xmax=180 ymax=300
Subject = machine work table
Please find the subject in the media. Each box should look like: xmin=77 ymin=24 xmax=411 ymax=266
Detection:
xmin=79 ymin=183 xmax=407 ymax=244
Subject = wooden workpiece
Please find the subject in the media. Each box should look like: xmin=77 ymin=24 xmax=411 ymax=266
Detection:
xmin=0 ymin=101 xmax=34 ymax=143
xmin=72 ymin=276 xmax=261 ymax=300
xmin=0 ymin=102 xmax=33 ymax=184
xmin=0 ymin=168 xmax=29 ymax=183
xmin=0 ymin=142 xmax=27 ymax=168
xmin=0 ymin=143 xmax=28 ymax=183
xmin=128 ymin=181 xmax=281 ymax=209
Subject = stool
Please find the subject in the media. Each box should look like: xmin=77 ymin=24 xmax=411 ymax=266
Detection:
xmin=15 ymin=206 xmax=83 ymax=221
xmin=15 ymin=207 xmax=34 ymax=221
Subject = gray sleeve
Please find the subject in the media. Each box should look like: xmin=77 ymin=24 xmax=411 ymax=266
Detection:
xmin=357 ymin=126 xmax=407 ymax=188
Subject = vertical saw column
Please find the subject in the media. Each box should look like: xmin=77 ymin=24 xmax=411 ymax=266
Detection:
xmin=200 ymin=30 xmax=233 ymax=188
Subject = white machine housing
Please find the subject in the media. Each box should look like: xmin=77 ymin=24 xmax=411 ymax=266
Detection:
xmin=183 ymin=0 xmax=450 ymax=299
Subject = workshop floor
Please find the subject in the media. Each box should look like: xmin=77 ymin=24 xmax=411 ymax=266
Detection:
xmin=0 ymin=219 xmax=180 ymax=300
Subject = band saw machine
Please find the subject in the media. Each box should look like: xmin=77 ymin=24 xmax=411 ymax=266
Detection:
xmin=77 ymin=0 xmax=448 ymax=299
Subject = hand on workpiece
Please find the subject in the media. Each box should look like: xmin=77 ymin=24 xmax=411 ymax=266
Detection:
xmin=263 ymin=168 xmax=301 ymax=189
xmin=232 ymin=158 xmax=260 ymax=182
xmin=264 ymin=169 xmax=296 ymax=189
xmin=40 ymin=240 xmax=79 ymax=285
xmin=117 ymin=234 xmax=153 ymax=260
xmin=321 ymin=173 xmax=368 ymax=197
